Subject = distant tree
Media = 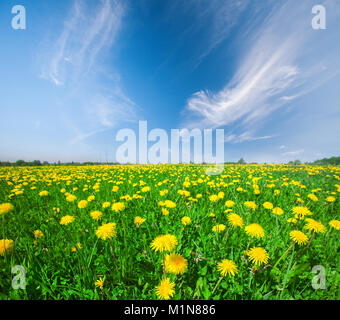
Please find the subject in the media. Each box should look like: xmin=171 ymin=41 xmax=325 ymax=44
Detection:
xmin=16 ymin=160 xmax=25 ymax=166
xmin=237 ymin=158 xmax=246 ymax=164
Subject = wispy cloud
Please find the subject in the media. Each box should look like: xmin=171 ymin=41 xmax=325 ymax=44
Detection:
xmin=39 ymin=0 xmax=138 ymax=144
xmin=281 ymin=149 xmax=304 ymax=157
xmin=225 ymin=132 xmax=274 ymax=143
xmin=182 ymin=0 xmax=340 ymax=134
xmin=41 ymin=0 xmax=124 ymax=86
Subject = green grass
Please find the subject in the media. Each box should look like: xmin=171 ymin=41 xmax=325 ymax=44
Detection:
xmin=0 ymin=164 xmax=339 ymax=300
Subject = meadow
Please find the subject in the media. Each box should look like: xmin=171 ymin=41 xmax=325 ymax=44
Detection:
xmin=0 ymin=164 xmax=339 ymax=300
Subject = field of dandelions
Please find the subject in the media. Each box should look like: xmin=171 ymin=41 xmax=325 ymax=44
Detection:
xmin=0 ymin=164 xmax=339 ymax=300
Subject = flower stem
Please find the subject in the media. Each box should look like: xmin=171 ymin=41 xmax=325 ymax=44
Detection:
xmin=211 ymin=276 xmax=224 ymax=296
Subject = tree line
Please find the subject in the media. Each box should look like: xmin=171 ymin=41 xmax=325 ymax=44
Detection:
xmin=0 ymin=156 xmax=339 ymax=167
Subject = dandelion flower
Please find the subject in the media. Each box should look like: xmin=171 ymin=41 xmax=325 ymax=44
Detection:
xmin=78 ymin=200 xmax=88 ymax=209
xmin=102 ymin=201 xmax=111 ymax=208
xmin=155 ymin=278 xmax=175 ymax=300
xmin=290 ymin=230 xmax=308 ymax=245
xmin=112 ymin=202 xmax=125 ymax=212
xmin=90 ymin=211 xmax=102 ymax=221
xmin=87 ymin=195 xmax=95 ymax=202
xmin=95 ymin=276 xmax=105 ymax=289
xmin=225 ymin=200 xmax=235 ymax=207
xmin=96 ymin=222 xmax=117 ymax=240
xmin=292 ymin=206 xmax=312 ymax=219
xmin=34 ymin=230 xmax=44 ymax=238
xmin=181 ymin=216 xmax=191 ymax=226
xmin=60 ymin=215 xmax=75 ymax=225
xmin=263 ymin=202 xmax=273 ymax=210
xmin=244 ymin=201 xmax=257 ymax=210
xmin=308 ymin=194 xmax=318 ymax=202
xmin=141 ymin=186 xmax=150 ymax=192
xmin=305 ymin=219 xmax=326 ymax=233
xmin=162 ymin=208 xmax=169 ymax=216
xmin=329 ymin=220 xmax=340 ymax=230
xmin=217 ymin=259 xmax=238 ymax=277
xmin=164 ymin=253 xmax=188 ymax=275
xmin=134 ymin=216 xmax=146 ymax=226
xmin=209 ymin=195 xmax=219 ymax=202
xmin=227 ymin=213 xmax=243 ymax=228
xmin=325 ymin=196 xmax=336 ymax=203
xmin=150 ymin=234 xmax=178 ymax=252
xmin=247 ymin=247 xmax=269 ymax=266
xmin=212 ymin=224 xmax=226 ymax=232
xmin=164 ymin=200 xmax=176 ymax=208
xmin=272 ymin=207 xmax=284 ymax=216
xmin=0 ymin=203 xmax=14 ymax=215
xmin=39 ymin=190 xmax=49 ymax=196
xmin=0 ymin=239 xmax=14 ymax=256
xmin=245 ymin=223 xmax=265 ymax=239
xmin=66 ymin=194 xmax=77 ymax=202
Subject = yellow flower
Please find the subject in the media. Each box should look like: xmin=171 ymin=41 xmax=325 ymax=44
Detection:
xmin=212 ymin=224 xmax=226 ymax=232
xmin=112 ymin=202 xmax=125 ymax=212
xmin=209 ymin=195 xmax=219 ymax=202
xmin=150 ymin=234 xmax=178 ymax=252
xmin=272 ymin=207 xmax=284 ymax=215
xmin=227 ymin=213 xmax=243 ymax=228
xmin=287 ymin=218 xmax=297 ymax=223
xmin=66 ymin=194 xmax=77 ymax=202
xmin=141 ymin=186 xmax=150 ymax=192
xmin=34 ymin=230 xmax=44 ymax=238
xmin=0 ymin=239 xmax=14 ymax=256
xmin=181 ymin=216 xmax=191 ymax=226
xmin=247 ymin=247 xmax=269 ymax=266
xmin=217 ymin=259 xmax=238 ymax=277
xmin=245 ymin=223 xmax=265 ymax=239
xmin=164 ymin=200 xmax=176 ymax=208
xmin=164 ymin=253 xmax=188 ymax=275
xmin=95 ymin=276 xmax=105 ymax=289
xmin=155 ymin=278 xmax=175 ymax=300
xmin=39 ymin=190 xmax=49 ymax=196
xmin=112 ymin=186 xmax=119 ymax=192
xmin=102 ymin=201 xmax=111 ymax=208
xmin=96 ymin=222 xmax=117 ymax=240
xmin=87 ymin=195 xmax=95 ymax=202
xmin=162 ymin=208 xmax=169 ymax=215
xmin=244 ymin=201 xmax=257 ymax=210
xmin=305 ymin=219 xmax=326 ymax=233
xmin=78 ymin=200 xmax=88 ymax=209
xmin=290 ymin=230 xmax=308 ymax=245
xmin=225 ymin=200 xmax=235 ymax=208
xmin=134 ymin=216 xmax=146 ymax=226
xmin=71 ymin=243 xmax=83 ymax=252
xmin=325 ymin=196 xmax=336 ymax=203
xmin=0 ymin=203 xmax=14 ymax=215
xmin=292 ymin=206 xmax=312 ymax=219
xmin=218 ymin=192 xmax=225 ymax=199
xmin=329 ymin=220 xmax=340 ymax=230
xmin=263 ymin=202 xmax=273 ymax=210
xmin=60 ymin=215 xmax=75 ymax=225
xmin=90 ymin=211 xmax=102 ymax=221
xmin=308 ymin=194 xmax=318 ymax=202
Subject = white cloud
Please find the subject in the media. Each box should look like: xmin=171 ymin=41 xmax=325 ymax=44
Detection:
xmin=281 ymin=149 xmax=304 ymax=157
xmin=182 ymin=0 xmax=340 ymax=135
xmin=41 ymin=0 xmax=124 ymax=86
xmin=225 ymin=131 xmax=274 ymax=143
xmin=39 ymin=0 xmax=139 ymax=145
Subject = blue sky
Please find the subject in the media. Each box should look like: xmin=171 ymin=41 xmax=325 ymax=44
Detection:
xmin=0 ymin=0 xmax=339 ymax=163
